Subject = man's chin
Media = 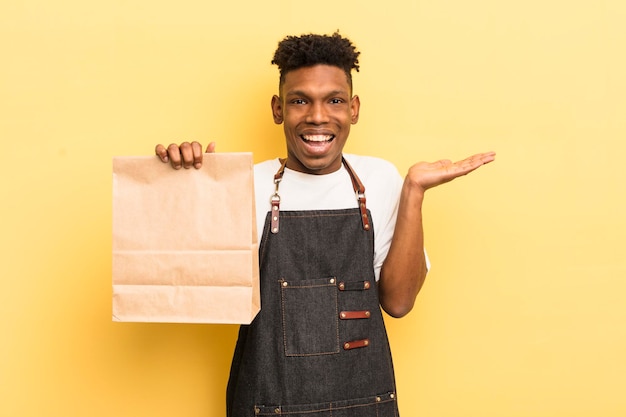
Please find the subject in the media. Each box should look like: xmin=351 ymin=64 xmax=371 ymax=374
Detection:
xmin=288 ymin=156 xmax=343 ymax=175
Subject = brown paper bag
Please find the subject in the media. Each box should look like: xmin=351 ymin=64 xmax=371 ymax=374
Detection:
xmin=112 ymin=153 xmax=259 ymax=324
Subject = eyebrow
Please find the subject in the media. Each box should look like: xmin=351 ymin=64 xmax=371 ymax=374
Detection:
xmin=284 ymin=89 xmax=349 ymax=98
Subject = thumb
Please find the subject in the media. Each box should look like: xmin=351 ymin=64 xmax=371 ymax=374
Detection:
xmin=205 ymin=142 xmax=216 ymax=153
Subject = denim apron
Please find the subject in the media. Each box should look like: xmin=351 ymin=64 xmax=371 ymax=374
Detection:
xmin=226 ymin=158 xmax=399 ymax=417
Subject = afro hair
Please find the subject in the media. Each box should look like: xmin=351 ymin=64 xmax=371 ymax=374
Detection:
xmin=271 ymin=32 xmax=360 ymax=90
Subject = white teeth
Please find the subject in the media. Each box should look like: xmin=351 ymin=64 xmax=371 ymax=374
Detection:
xmin=302 ymin=135 xmax=333 ymax=142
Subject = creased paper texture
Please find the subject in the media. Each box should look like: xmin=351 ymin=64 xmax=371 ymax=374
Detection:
xmin=112 ymin=153 xmax=259 ymax=324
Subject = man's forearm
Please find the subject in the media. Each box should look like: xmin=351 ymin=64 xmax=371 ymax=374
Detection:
xmin=379 ymin=178 xmax=428 ymax=318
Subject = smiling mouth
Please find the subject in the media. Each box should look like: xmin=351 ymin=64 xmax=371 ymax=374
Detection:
xmin=301 ymin=134 xmax=335 ymax=143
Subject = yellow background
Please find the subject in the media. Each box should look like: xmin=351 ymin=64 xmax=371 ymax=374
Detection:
xmin=1 ymin=0 xmax=625 ymax=416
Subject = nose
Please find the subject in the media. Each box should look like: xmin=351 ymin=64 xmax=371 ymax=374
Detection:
xmin=305 ymin=102 xmax=329 ymax=124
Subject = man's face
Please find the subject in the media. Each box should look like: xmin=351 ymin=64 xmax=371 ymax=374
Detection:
xmin=271 ymin=64 xmax=360 ymax=175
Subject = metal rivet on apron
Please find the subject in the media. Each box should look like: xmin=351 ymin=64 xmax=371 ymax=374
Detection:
xmin=272 ymin=227 xmax=278 ymax=233
xmin=344 ymin=342 xmax=350 ymax=349
xmin=390 ymin=393 xmax=395 ymax=399
xmin=329 ymin=278 xmax=335 ymax=284
xmin=340 ymin=312 xmax=346 ymax=319
xmin=274 ymin=408 xmax=280 ymax=414
xmin=376 ymin=396 xmax=381 ymax=402
xmin=364 ymin=340 xmax=369 ymax=346
xmin=254 ymin=407 xmax=260 ymax=414
xmin=273 ymin=216 xmax=278 ymax=221
xmin=364 ymin=281 xmax=370 ymax=289
xmin=282 ymin=281 xmax=288 ymax=287
xmin=338 ymin=282 xmax=345 ymax=290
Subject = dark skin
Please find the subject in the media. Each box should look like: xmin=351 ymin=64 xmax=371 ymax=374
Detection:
xmin=156 ymin=64 xmax=495 ymax=318
xmin=270 ymin=65 xmax=359 ymax=175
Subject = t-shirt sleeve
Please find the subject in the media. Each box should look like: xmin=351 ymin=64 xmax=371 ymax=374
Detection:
xmin=372 ymin=164 xmax=404 ymax=281
xmin=371 ymin=162 xmax=431 ymax=281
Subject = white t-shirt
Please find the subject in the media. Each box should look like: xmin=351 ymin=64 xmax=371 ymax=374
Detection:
xmin=253 ymin=154 xmax=404 ymax=281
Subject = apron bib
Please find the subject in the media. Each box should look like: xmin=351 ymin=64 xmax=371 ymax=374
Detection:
xmin=226 ymin=159 xmax=399 ymax=417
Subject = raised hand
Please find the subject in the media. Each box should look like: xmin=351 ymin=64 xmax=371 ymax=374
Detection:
xmin=406 ymin=151 xmax=496 ymax=194
xmin=379 ymin=151 xmax=496 ymax=317
xmin=155 ymin=141 xmax=216 ymax=169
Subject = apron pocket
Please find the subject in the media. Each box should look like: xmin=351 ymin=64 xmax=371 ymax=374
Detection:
xmin=279 ymin=277 xmax=339 ymax=356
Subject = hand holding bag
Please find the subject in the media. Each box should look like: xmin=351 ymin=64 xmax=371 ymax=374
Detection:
xmin=112 ymin=152 xmax=259 ymax=324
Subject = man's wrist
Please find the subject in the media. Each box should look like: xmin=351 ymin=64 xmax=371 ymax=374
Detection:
xmin=402 ymin=177 xmax=426 ymax=203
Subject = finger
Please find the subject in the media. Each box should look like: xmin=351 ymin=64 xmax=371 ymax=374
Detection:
xmin=468 ymin=151 xmax=496 ymax=165
xmin=155 ymin=144 xmax=169 ymax=163
xmin=479 ymin=151 xmax=496 ymax=164
xmin=167 ymin=143 xmax=183 ymax=169
xmin=179 ymin=141 xmax=195 ymax=169
xmin=191 ymin=141 xmax=203 ymax=169
xmin=205 ymin=141 xmax=216 ymax=153
xmin=452 ymin=152 xmax=496 ymax=176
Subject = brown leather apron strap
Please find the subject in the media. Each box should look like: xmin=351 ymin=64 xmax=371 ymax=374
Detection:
xmin=270 ymin=158 xmax=288 ymax=234
xmin=271 ymin=156 xmax=370 ymax=234
xmin=340 ymin=310 xmax=371 ymax=319
xmin=341 ymin=156 xmax=370 ymax=231
xmin=343 ymin=338 xmax=370 ymax=350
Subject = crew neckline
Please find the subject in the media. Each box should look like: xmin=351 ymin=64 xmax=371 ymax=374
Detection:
xmin=278 ymin=158 xmax=348 ymax=182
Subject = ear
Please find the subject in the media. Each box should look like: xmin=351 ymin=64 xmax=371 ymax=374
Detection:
xmin=271 ymin=95 xmax=283 ymax=124
xmin=350 ymin=95 xmax=361 ymax=124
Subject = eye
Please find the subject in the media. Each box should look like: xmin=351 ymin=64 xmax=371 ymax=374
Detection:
xmin=329 ymin=98 xmax=344 ymax=104
xmin=291 ymin=98 xmax=307 ymax=105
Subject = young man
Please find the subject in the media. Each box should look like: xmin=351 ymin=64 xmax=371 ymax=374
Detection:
xmin=156 ymin=32 xmax=495 ymax=417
